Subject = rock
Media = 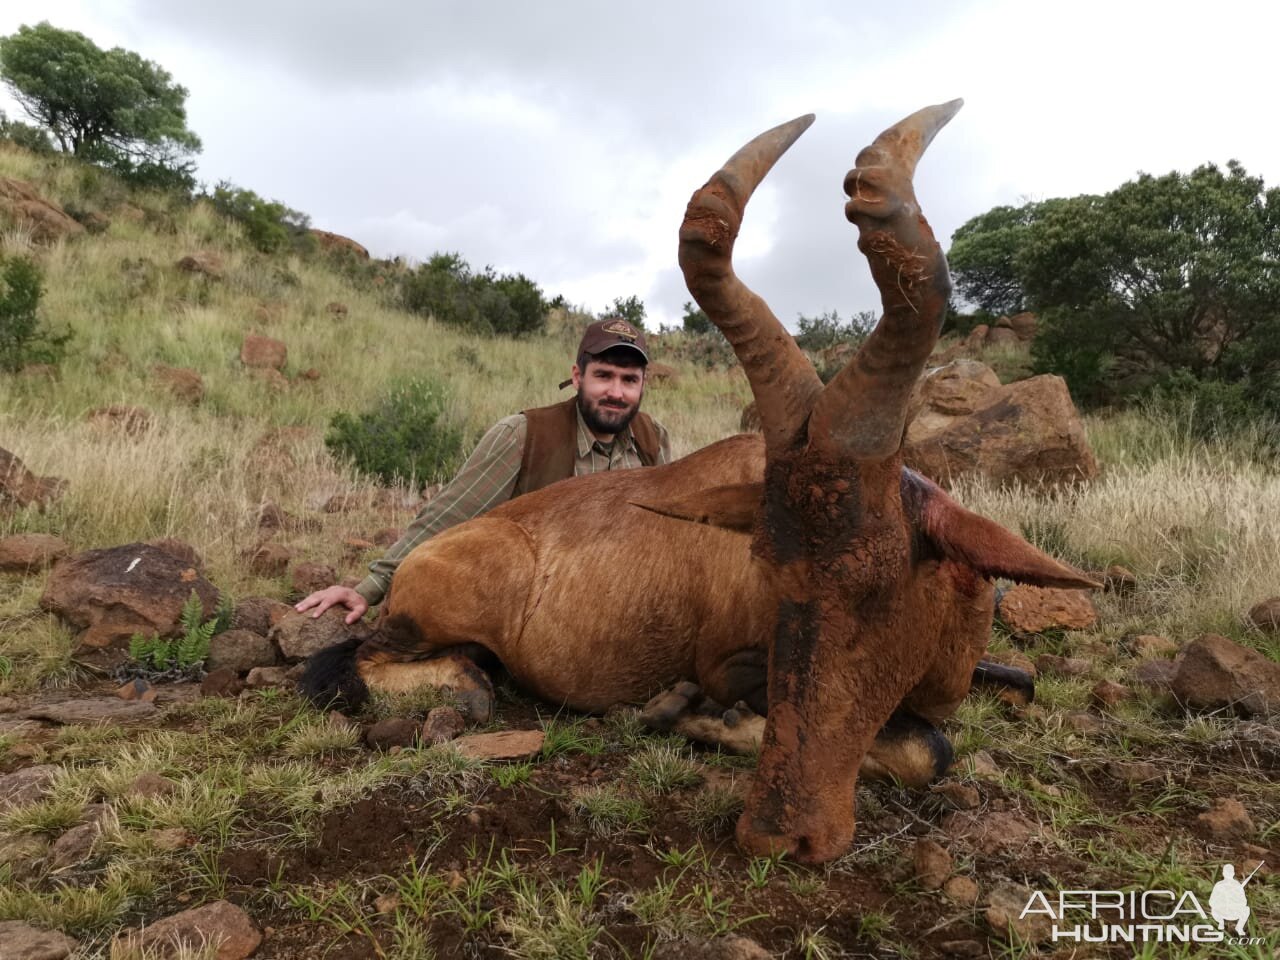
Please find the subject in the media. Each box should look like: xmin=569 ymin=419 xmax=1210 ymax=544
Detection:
xmin=913 ymin=838 xmax=952 ymax=890
xmin=127 ymin=773 xmax=177 ymax=799
xmin=326 ymin=301 xmax=349 ymax=316
xmin=943 ymin=810 xmax=1040 ymax=855
xmin=290 ymin=562 xmax=336 ymax=597
xmin=942 ymin=877 xmax=980 ymax=906
xmin=422 ymin=706 xmax=466 ymax=744
xmin=986 ymin=882 xmax=1052 ymax=943
xmin=232 ymin=596 xmax=293 ymax=635
xmin=1106 ymin=760 xmax=1162 ymax=784
xmin=1132 ymin=659 xmax=1178 ymax=690
xmin=269 ymin=610 xmax=350 ymax=661
xmin=903 ymin=364 xmax=1098 ymax=490
xmin=1197 ymin=798 xmax=1255 ymax=841
xmin=296 ymin=368 xmax=321 ymax=382
xmin=22 ymin=699 xmax=156 ymax=725
xmin=47 ymin=821 xmax=100 ymax=870
xmin=930 ymin=780 xmax=981 ymax=810
xmin=1246 ymin=597 xmax=1280 ymax=633
xmin=1064 ymin=711 xmax=1106 ymax=735
xmin=324 ymin=493 xmax=366 ymax=514
xmin=0 ymin=177 xmax=85 ymax=243
xmin=175 ymin=252 xmax=224 ymax=280
xmin=114 ymin=900 xmax=261 ymax=960
xmin=39 ymin=543 xmax=219 ymax=651
xmin=957 ymin=749 xmax=1001 ymax=779
xmin=343 ymin=537 xmax=377 ymax=556
xmin=1033 ymin=653 xmax=1091 ymax=677
xmin=310 ymin=229 xmax=370 ymax=259
xmin=1005 ymin=311 xmax=1037 ymax=340
xmin=1126 ymin=634 xmax=1178 ymax=659
xmin=248 ymin=542 xmax=291 ymax=577
xmin=1172 ymin=634 xmax=1280 ymax=716
xmin=116 ymin=679 xmax=157 ymax=702
xmin=0 ymin=447 xmax=66 ymax=511
xmin=998 ymin=585 xmax=1097 ymax=634
xmin=1103 ymin=564 xmax=1137 ymax=595
xmin=250 ymin=367 xmax=289 ymax=391
xmin=653 ymin=934 xmax=770 ymax=960
xmin=0 ymin=920 xmax=80 ymax=959
xmin=207 ymin=630 xmax=278 ymax=674
xmin=85 ymin=404 xmax=153 ymax=436
xmin=372 ymin=527 xmax=404 ymax=548
xmin=984 ymin=326 xmax=1020 ymax=347
xmin=152 ymin=365 xmax=205 ymax=404
xmin=983 ymin=648 xmax=1036 ymax=678
xmin=366 ymin=718 xmax=419 ymax=750
xmin=647 ymin=362 xmax=678 ymax=384
xmin=454 ymin=729 xmax=546 ymax=762
xmin=0 ymin=764 xmax=59 ymax=809
xmin=244 ymin=666 xmax=289 ymax=688
xmin=145 ymin=538 xmax=205 ymax=572
xmin=940 ymin=940 xmax=983 ymax=958
xmin=0 ymin=533 xmax=69 ymax=573
xmin=1090 ymin=680 xmax=1131 ymax=708
xmin=240 ymin=333 xmax=287 ymax=370
xmin=201 ymin=668 xmax=244 ymax=699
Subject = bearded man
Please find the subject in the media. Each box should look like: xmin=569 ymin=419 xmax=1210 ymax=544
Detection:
xmin=296 ymin=317 xmax=671 ymax=624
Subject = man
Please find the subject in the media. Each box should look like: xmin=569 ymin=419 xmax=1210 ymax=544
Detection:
xmin=296 ymin=317 xmax=671 ymax=624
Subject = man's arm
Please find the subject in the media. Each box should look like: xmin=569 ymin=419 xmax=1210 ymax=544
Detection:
xmin=297 ymin=415 xmax=527 ymax=620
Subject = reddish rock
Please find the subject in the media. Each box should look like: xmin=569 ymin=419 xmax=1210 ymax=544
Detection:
xmin=943 ymin=810 xmax=1040 ymax=855
xmin=175 ymin=252 xmax=224 ymax=279
xmin=201 ymin=668 xmax=244 ymax=698
xmin=1005 ymin=311 xmax=1037 ymax=340
xmin=245 ymin=666 xmax=289 ymax=688
xmin=343 ymin=537 xmax=377 ymax=557
xmin=22 ymin=699 xmax=156 ymax=724
xmin=86 ymin=404 xmax=152 ymax=436
xmin=0 ymin=920 xmax=79 ymax=959
xmin=422 ymin=706 xmax=466 ymax=744
xmin=250 ymin=367 xmax=289 ymax=391
xmin=913 ymin=838 xmax=952 ymax=890
xmin=48 ymin=821 xmax=100 ymax=869
xmin=152 ymin=365 xmax=204 ymax=404
xmin=1172 ymin=634 xmax=1280 ymax=716
xmin=930 ymin=780 xmax=981 ymax=810
xmin=248 ymin=543 xmax=291 ymax=577
xmin=1197 ymin=798 xmax=1255 ymax=841
xmin=310 ymin=229 xmax=370 ymax=259
xmin=247 ymin=335 xmax=286 ymax=370
xmin=647 ymin=362 xmax=678 ymax=384
xmin=1126 ymin=634 xmax=1178 ymax=658
xmin=324 ymin=493 xmax=366 ymax=514
xmin=0 ymin=177 xmax=85 ymax=243
xmin=39 ymin=543 xmax=219 ymax=651
xmin=325 ymin=301 xmax=349 ymax=316
xmin=1103 ymin=564 xmax=1138 ymax=595
xmin=1107 ymin=760 xmax=1162 ymax=784
xmin=290 ymin=562 xmax=337 ymax=597
xmin=998 ymin=585 xmax=1098 ymax=634
xmin=1064 ymin=711 xmax=1106 ymax=734
xmin=0 ymin=764 xmax=59 ymax=809
xmin=1033 ymin=653 xmax=1091 ymax=677
xmin=372 ymin=527 xmax=404 ymax=548
xmin=207 ymin=630 xmax=278 ymax=674
xmin=1090 ymin=680 xmax=1131 ymax=708
xmin=116 ymin=679 xmax=156 ymax=703
xmin=903 ymin=363 xmax=1097 ymax=490
xmin=986 ymin=882 xmax=1052 ymax=943
xmin=269 ymin=610 xmax=351 ymax=661
xmin=145 ymin=537 xmax=204 ymax=572
xmin=127 ymin=773 xmax=177 ymax=799
xmin=0 ymin=447 xmax=66 ymax=511
xmin=231 ymin=597 xmax=293 ymax=635
xmin=1247 ymin=597 xmax=1280 ymax=632
xmin=366 ymin=718 xmax=419 ymax=750
xmin=454 ymin=729 xmax=545 ymax=761
xmin=0 ymin=533 xmax=69 ymax=573
xmin=114 ymin=900 xmax=261 ymax=960
xmin=942 ymin=877 xmax=980 ymax=906
xmin=297 ymin=368 xmax=321 ymax=381
xmin=1131 ymin=658 xmax=1178 ymax=690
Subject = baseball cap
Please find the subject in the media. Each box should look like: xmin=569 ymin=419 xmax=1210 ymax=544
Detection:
xmin=559 ymin=317 xmax=649 ymax=388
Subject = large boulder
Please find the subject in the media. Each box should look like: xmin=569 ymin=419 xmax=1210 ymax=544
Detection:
xmin=0 ymin=178 xmax=85 ymax=244
xmin=310 ymin=228 xmax=369 ymax=259
xmin=39 ymin=543 xmax=219 ymax=651
xmin=240 ymin=333 xmax=287 ymax=370
xmin=0 ymin=533 xmax=70 ymax=573
xmin=152 ymin=365 xmax=205 ymax=404
xmin=0 ymin=447 xmax=66 ymax=511
xmin=1172 ymin=634 xmax=1280 ymax=717
xmin=903 ymin=361 xmax=1098 ymax=489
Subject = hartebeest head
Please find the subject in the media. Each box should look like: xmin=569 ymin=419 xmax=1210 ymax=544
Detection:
xmin=672 ymin=103 xmax=1097 ymax=862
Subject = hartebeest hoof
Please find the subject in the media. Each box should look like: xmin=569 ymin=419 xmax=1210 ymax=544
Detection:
xmin=642 ymin=683 xmax=767 ymax=755
xmin=860 ymin=711 xmax=954 ymax=789
xmin=971 ymin=660 xmax=1036 ymax=708
xmin=359 ymin=653 xmax=495 ymax=723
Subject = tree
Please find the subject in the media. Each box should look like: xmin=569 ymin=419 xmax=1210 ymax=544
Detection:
xmin=0 ymin=22 xmax=200 ymax=173
xmin=0 ymin=255 xmax=70 ymax=373
xmin=1022 ymin=162 xmax=1280 ymax=412
xmin=400 ymin=252 xmax=547 ymax=337
xmin=208 ymin=182 xmax=312 ymax=254
xmin=680 ymin=300 xmax=713 ymax=334
xmin=0 ymin=108 xmax=54 ymax=154
xmin=603 ymin=295 xmax=646 ymax=331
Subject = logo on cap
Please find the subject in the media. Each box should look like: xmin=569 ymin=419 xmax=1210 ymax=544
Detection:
xmin=601 ymin=319 xmax=638 ymax=341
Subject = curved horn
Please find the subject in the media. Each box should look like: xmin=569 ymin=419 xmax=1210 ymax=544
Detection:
xmin=679 ymin=115 xmax=824 ymax=451
xmin=808 ymin=99 xmax=962 ymax=459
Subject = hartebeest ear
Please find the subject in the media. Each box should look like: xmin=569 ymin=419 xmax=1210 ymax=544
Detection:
xmin=629 ymin=482 xmax=763 ymax=534
xmin=905 ymin=473 xmax=1101 ymax=589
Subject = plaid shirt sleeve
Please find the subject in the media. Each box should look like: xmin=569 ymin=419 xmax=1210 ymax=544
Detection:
xmin=354 ymin=414 xmax=526 ymax=605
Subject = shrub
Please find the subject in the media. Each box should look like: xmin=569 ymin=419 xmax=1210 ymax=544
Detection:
xmin=325 ymin=378 xmax=466 ymax=485
xmin=0 ymin=110 xmax=54 ymax=153
xmin=0 ymin=255 xmax=70 ymax=373
xmin=207 ymin=181 xmax=314 ymax=254
xmin=681 ymin=300 xmax=713 ymax=335
xmin=793 ymin=309 xmax=875 ymax=353
xmin=603 ymin=294 xmax=646 ymax=332
xmin=401 ymin=252 xmax=547 ymax=337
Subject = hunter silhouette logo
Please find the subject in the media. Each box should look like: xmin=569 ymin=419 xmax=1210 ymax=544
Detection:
xmin=1020 ymin=862 xmax=1266 ymax=945
xmin=600 ymin=319 xmax=637 ymax=340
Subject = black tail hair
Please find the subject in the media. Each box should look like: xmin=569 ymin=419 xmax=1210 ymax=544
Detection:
xmin=298 ymin=636 xmax=369 ymax=713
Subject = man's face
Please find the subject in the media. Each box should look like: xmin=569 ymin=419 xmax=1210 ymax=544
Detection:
xmin=572 ymin=357 xmax=646 ymax=438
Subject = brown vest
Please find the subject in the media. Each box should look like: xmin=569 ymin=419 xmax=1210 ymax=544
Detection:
xmin=514 ymin=396 xmax=661 ymax=496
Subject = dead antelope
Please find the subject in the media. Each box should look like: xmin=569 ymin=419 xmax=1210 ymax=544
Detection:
xmin=303 ymin=101 xmax=1097 ymax=864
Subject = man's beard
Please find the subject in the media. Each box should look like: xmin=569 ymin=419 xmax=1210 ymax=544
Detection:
xmin=578 ymin=392 xmax=639 ymax=437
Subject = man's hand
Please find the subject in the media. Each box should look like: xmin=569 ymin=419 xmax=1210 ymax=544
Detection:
xmin=295 ymin=585 xmax=368 ymax=625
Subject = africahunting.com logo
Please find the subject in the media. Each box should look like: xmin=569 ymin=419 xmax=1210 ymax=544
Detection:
xmin=1021 ymin=862 xmax=1266 ymax=945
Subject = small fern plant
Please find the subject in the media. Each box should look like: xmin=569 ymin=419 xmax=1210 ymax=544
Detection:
xmin=126 ymin=590 xmax=231 ymax=674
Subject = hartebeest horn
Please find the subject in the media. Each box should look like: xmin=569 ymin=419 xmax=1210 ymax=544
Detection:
xmin=679 ymin=115 xmax=824 ymax=451
xmin=809 ymin=99 xmax=962 ymax=459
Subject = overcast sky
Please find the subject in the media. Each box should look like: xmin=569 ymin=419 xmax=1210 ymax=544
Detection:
xmin=3 ymin=1 xmax=1278 ymax=328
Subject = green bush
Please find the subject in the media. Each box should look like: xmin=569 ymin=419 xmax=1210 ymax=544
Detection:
xmin=793 ymin=309 xmax=875 ymax=352
xmin=0 ymin=255 xmax=70 ymax=373
xmin=325 ymin=378 xmax=466 ymax=485
xmin=207 ymin=181 xmax=314 ymax=254
xmin=0 ymin=110 xmax=54 ymax=153
xmin=401 ymin=252 xmax=547 ymax=337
